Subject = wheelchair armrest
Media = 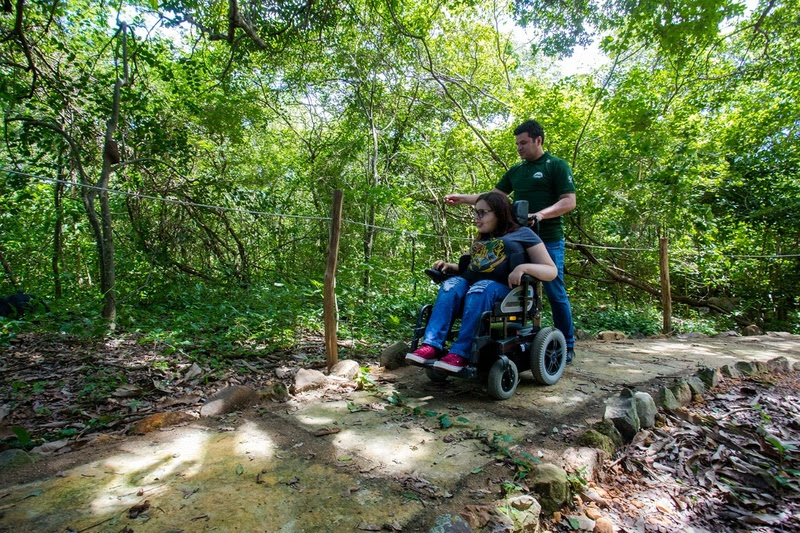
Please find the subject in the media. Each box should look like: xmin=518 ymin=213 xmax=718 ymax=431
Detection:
xmin=425 ymin=268 xmax=456 ymax=284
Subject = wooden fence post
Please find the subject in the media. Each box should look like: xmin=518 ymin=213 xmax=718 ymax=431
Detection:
xmin=324 ymin=190 xmax=344 ymax=371
xmin=659 ymin=237 xmax=672 ymax=334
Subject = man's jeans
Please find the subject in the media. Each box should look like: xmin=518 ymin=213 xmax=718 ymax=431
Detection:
xmin=422 ymin=277 xmax=511 ymax=358
xmin=543 ymin=239 xmax=575 ymax=348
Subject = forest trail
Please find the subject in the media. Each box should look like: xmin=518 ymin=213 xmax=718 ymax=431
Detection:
xmin=1 ymin=334 xmax=798 ymax=532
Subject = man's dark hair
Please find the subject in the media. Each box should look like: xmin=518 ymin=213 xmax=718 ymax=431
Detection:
xmin=476 ymin=191 xmax=518 ymax=239
xmin=513 ymin=120 xmax=544 ymax=143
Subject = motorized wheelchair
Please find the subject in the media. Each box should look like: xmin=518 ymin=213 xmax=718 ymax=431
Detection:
xmin=408 ymin=201 xmax=567 ymax=400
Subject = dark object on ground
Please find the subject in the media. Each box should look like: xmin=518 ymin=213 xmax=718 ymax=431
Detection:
xmin=0 ymin=293 xmax=49 ymax=317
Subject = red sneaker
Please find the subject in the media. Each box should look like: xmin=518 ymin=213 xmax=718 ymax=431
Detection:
xmin=405 ymin=345 xmax=440 ymax=365
xmin=433 ymin=353 xmax=468 ymax=373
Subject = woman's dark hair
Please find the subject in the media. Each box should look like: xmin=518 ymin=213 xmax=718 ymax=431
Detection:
xmin=476 ymin=191 xmax=518 ymax=239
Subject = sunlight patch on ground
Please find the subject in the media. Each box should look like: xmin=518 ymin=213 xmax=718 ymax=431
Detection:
xmin=540 ymin=393 xmax=586 ymax=407
xmin=232 ymin=420 xmax=277 ymax=459
xmin=92 ymin=430 xmax=212 ymax=514
xmin=333 ymin=424 xmax=432 ymax=474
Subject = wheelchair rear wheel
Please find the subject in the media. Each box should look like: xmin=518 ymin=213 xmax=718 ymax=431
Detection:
xmin=487 ymin=358 xmax=519 ymax=400
xmin=531 ymin=326 xmax=566 ymax=385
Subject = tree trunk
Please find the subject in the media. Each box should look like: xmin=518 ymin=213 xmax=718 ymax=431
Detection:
xmin=52 ymin=167 xmax=65 ymax=299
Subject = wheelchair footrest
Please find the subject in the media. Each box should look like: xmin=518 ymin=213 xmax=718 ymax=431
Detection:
xmin=449 ymin=366 xmax=477 ymax=379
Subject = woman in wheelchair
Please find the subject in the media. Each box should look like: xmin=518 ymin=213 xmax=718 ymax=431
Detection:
xmin=406 ymin=191 xmax=557 ymax=373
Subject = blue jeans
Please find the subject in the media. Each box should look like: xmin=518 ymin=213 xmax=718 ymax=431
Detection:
xmin=422 ymin=277 xmax=511 ymax=358
xmin=543 ymin=239 xmax=575 ymax=348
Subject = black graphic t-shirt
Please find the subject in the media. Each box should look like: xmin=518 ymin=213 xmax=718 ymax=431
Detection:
xmin=464 ymin=226 xmax=542 ymax=284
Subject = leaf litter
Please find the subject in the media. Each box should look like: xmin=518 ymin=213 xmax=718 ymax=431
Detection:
xmin=572 ymin=368 xmax=800 ymax=532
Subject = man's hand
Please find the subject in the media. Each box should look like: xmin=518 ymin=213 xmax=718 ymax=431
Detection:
xmin=445 ymin=194 xmax=468 ymax=206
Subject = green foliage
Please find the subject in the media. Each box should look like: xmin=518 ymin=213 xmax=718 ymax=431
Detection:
xmin=0 ymin=0 xmax=798 ymax=355
xmin=11 ymin=426 xmax=32 ymax=447
xmin=574 ymin=304 xmax=661 ymax=337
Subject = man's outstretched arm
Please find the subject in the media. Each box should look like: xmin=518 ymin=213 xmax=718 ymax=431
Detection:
xmin=444 ymin=188 xmax=507 ymax=206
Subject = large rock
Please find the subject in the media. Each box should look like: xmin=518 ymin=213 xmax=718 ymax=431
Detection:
xmin=597 ymin=330 xmax=627 ymax=341
xmin=734 ymin=361 xmax=758 ymax=376
xmin=668 ymin=379 xmax=692 ymax=406
xmin=603 ymin=388 xmax=640 ymax=442
xmin=381 ymin=341 xmax=409 ymax=370
xmin=561 ymin=447 xmax=605 ymax=481
xmin=505 ymin=495 xmax=541 ymax=532
xmin=696 ymin=367 xmax=722 ymax=388
xmin=721 ymin=364 xmax=742 ymax=379
xmin=200 ymin=385 xmax=259 ymax=417
xmin=766 ymin=356 xmax=791 ymax=373
xmin=633 ymin=391 xmax=657 ymax=429
xmin=742 ymin=324 xmax=762 ymax=336
xmin=292 ymin=368 xmax=327 ymax=393
xmin=686 ymin=376 xmax=706 ymax=397
xmin=329 ymin=359 xmax=360 ymax=380
xmin=578 ymin=430 xmax=616 ymax=456
xmin=530 ymin=463 xmax=570 ymax=512
xmin=657 ymin=387 xmax=680 ymax=411
xmin=0 ymin=449 xmax=36 ymax=469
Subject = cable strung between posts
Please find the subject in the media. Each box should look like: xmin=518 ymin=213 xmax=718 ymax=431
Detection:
xmin=4 ymin=168 xmax=799 ymax=257
xmin=2 ymin=168 xmax=474 ymax=242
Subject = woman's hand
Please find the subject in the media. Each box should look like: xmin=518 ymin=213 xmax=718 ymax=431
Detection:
xmin=433 ymin=260 xmax=457 ymax=273
xmin=508 ymin=265 xmax=527 ymax=287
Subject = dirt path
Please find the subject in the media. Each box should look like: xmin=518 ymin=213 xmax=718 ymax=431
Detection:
xmin=1 ymin=334 xmax=798 ymax=532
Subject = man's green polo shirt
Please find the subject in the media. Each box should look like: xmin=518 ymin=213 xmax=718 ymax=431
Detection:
xmin=495 ymin=152 xmax=576 ymax=242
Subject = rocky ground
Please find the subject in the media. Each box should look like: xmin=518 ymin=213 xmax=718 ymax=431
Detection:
xmin=1 ymin=331 xmax=799 ymax=532
xmin=551 ymin=363 xmax=800 ymax=533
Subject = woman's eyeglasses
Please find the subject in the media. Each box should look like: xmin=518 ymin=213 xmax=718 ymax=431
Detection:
xmin=472 ymin=209 xmax=493 ymax=219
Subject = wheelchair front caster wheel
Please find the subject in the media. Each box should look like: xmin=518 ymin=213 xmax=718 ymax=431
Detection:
xmin=487 ymin=358 xmax=519 ymax=400
xmin=425 ymin=367 xmax=449 ymax=383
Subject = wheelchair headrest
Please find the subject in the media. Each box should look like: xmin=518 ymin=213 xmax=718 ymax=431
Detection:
xmin=512 ymin=200 xmax=529 ymax=226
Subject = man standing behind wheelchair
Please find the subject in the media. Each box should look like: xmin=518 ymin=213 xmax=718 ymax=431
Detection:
xmin=405 ymin=192 xmax=557 ymax=373
xmin=445 ymin=119 xmax=577 ymax=365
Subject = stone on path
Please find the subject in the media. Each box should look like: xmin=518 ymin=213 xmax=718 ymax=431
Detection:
xmin=199 ymin=385 xmax=259 ymax=417
xmin=597 ymin=330 xmax=627 ymax=341
xmin=657 ymin=387 xmax=680 ymax=411
xmin=603 ymin=388 xmax=640 ymax=442
xmin=767 ymin=356 xmax=791 ymax=373
xmin=530 ymin=463 xmax=570 ymax=512
xmin=292 ymin=368 xmax=327 ymax=393
xmin=330 ymin=359 xmax=361 ymax=380
xmin=742 ymin=324 xmax=762 ymax=336
xmin=633 ymin=391 xmax=657 ymax=429
xmin=381 ymin=341 xmax=409 ymax=370
xmin=668 ymin=379 xmax=692 ymax=406
xmin=721 ymin=364 xmax=742 ymax=379
xmin=0 ymin=449 xmax=36 ymax=470
xmin=696 ymin=367 xmax=722 ymax=388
